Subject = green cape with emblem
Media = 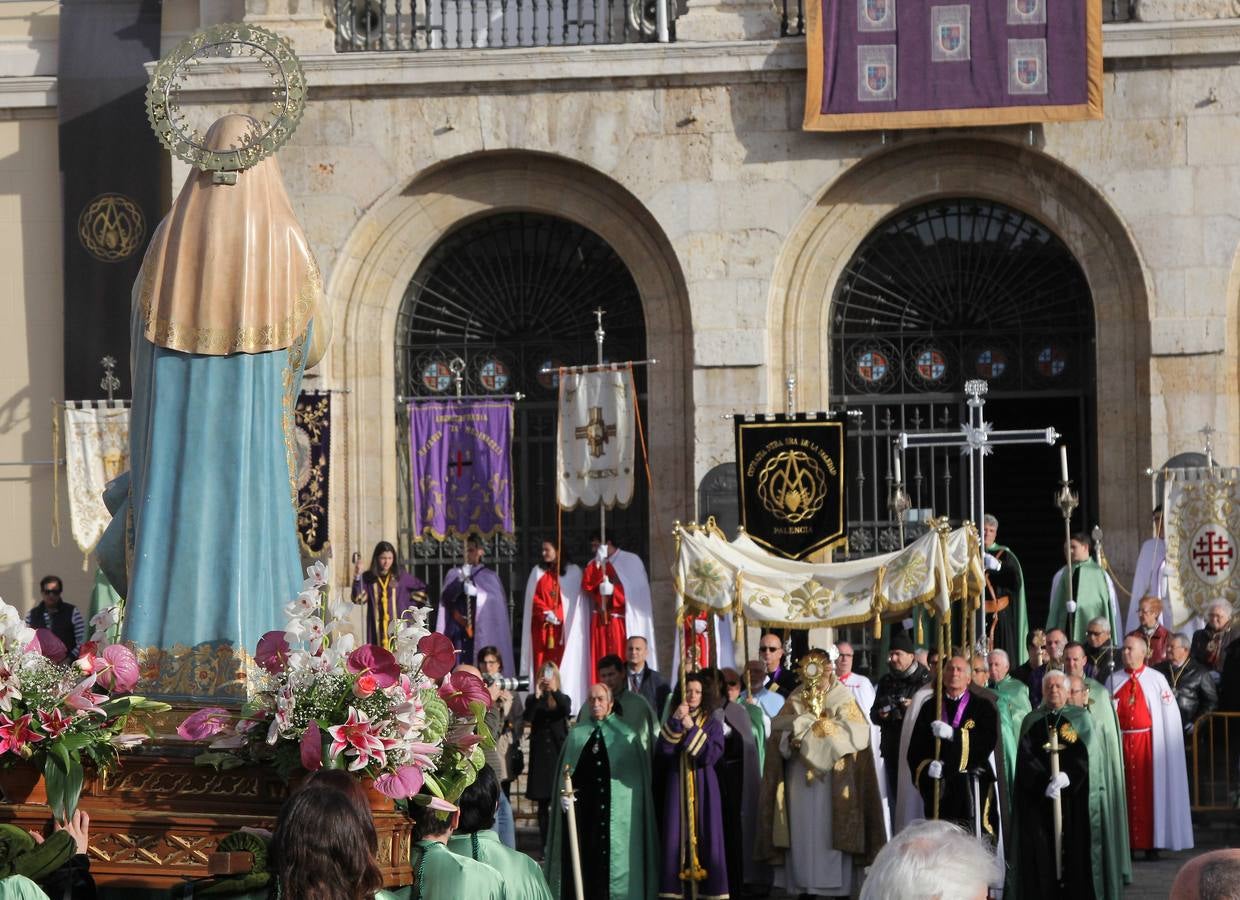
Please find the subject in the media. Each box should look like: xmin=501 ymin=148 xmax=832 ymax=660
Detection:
xmin=545 ymin=714 xmax=657 ymax=900
xmin=1047 ymin=560 xmax=1116 ymax=643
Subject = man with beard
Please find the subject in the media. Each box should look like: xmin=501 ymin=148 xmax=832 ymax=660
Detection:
xmin=906 ymin=655 xmax=999 ymax=837
xmin=872 ymin=629 xmax=929 ymax=811
xmin=982 ymin=514 xmax=1029 ymax=664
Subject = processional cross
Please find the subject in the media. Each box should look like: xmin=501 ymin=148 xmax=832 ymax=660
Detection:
xmin=896 ymin=379 xmax=1060 ymax=647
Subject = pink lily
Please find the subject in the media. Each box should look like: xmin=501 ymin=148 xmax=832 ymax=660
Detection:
xmin=36 ymin=707 xmax=72 ymax=739
xmin=64 ymin=676 xmax=107 ymax=716
xmin=0 ymin=713 xmax=43 ymax=755
xmin=326 ymin=706 xmax=390 ymax=772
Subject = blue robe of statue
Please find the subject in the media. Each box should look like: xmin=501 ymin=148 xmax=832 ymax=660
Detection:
xmin=97 ymin=294 xmax=312 ymax=699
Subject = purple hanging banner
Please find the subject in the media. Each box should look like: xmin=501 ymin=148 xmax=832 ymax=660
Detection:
xmin=409 ymin=400 xmax=515 ymax=540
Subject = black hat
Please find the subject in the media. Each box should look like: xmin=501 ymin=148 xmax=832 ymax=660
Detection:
xmin=888 ymin=628 xmax=914 ymax=654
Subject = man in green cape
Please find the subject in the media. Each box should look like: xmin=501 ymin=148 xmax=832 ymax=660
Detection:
xmin=1009 ymin=670 xmax=1124 ymax=900
xmin=1047 ymin=532 xmax=1119 ymax=644
xmin=409 ymin=802 xmax=506 ymax=900
xmin=984 ymin=514 xmax=1029 ymax=665
xmin=546 ymin=683 xmax=657 ymax=900
xmin=987 ymin=648 xmax=1032 ymax=803
xmin=447 ymin=766 xmax=552 ymax=900
xmin=1065 ymin=642 xmax=1131 ymax=890
xmin=590 ymin=654 xmax=658 ymax=755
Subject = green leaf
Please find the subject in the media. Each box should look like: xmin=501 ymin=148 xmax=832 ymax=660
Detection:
xmin=56 ymin=733 xmax=96 ymax=753
xmin=47 ymin=741 xmax=71 ymax=773
xmin=61 ymin=758 xmax=84 ymax=823
xmin=44 ymin=756 xmax=66 ymax=822
xmin=193 ymin=751 xmax=246 ymax=771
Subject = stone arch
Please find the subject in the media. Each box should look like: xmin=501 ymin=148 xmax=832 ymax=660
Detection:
xmin=769 ymin=138 xmax=1153 ymax=567
xmin=326 ymin=150 xmax=693 ymax=608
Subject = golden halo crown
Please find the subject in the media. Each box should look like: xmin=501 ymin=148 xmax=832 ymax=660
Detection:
xmin=146 ymin=23 xmax=306 ymax=180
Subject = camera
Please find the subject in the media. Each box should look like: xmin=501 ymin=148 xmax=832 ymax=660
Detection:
xmin=482 ymin=675 xmax=530 ymax=691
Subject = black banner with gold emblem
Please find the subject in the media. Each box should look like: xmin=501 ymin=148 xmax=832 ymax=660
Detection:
xmin=734 ymin=414 xmax=847 ymax=560
xmin=59 ymin=0 xmax=162 ymax=400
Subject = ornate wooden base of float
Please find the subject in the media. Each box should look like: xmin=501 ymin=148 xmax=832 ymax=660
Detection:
xmin=0 ymin=750 xmax=414 ymax=889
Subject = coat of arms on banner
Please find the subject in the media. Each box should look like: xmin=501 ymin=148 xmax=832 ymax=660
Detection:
xmin=858 ymin=0 xmax=895 ymax=32
xmin=733 ymin=415 xmax=847 ymax=560
xmin=556 ymin=368 xmax=636 ymax=510
xmin=1165 ymin=467 xmax=1240 ymax=622
xmin=930 ymin=5 xmax=970 ymax=62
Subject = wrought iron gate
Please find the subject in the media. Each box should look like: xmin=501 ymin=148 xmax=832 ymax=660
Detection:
xmin=828 ymin=198 xmax=1097 ymax=670
xmin=395 ymin=212 xmax=649 ymax=667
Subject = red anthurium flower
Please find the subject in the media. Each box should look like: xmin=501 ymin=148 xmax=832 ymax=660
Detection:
xmin=345 ymin=646 xmax=400 ymax=688
xmin=176 ymin=707 xmax=232 ymax=741
xmin=0 ymin=713 xmax=44 ymax=755
xmin=437 ymin=670 xmax=492 ymax=716
xmin=373 ymin=765 xmax=425 ymax=799
xmin=417 ymin=633 xmax=456 ymax=681
xmin=255 ymin=632 xmax=291 ymax=673
xmin=300 ymin=721 xmax=323 ymax=770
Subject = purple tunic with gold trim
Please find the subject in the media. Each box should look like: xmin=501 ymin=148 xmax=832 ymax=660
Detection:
xmin=352 ymin=571 xmax=427 ymax=648
xmin=656 ymin=710 xmax=729 ymax=900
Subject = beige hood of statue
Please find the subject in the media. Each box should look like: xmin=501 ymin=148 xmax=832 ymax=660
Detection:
xmin=139 ymin=114 xmax=330 ymax=367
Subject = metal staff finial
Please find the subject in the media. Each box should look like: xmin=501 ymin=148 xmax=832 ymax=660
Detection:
xmin=100 ymin=356 xmax=121 ymax=402
xmin=1201 ymin=423 xmax=1216 ymax=468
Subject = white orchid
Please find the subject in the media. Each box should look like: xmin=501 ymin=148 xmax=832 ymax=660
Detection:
xmin=0 ymin=605 xmax=20 ymax=633
xmin=89 ymin=607 xmax=117 ymax=631
xmin=286 ymin=589 xmax=320 ymax=619
xmin=303 ymin=560 xmax=330 ymax=590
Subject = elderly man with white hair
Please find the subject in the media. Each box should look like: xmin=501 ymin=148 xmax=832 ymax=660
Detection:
xmin=1191 ymin=600 xmax=1235 ymax=681
xmin=1084 ymin=615 xmax=1117 ymax=684
xmin=859 ymin=818 xmax=1001 ymax=900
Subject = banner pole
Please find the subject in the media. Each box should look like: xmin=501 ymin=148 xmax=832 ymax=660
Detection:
xmin=595 ymin=308 xmax=607 ymax=547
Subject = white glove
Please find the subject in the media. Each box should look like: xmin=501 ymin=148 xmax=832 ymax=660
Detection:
xmin=599 ymin=578 xmax=614 ymax=597
xmin=983 ymin=553 xmax=1001 ymax=572
xmin=461 ymin=564 xmax=472 ymax=578
xmin=927 ymin=760 xmax=943 ymax=780
xmin=1045 ymin=771 xmax=1070 ymax=798
xmin=560 ymin=793 xmax=572 ymax=812
xmin=778 ymin=731 xmax=793 ymax=759
xmin=463 ymin=581 xmax=478 ymax=598
xmin=1065 ymin=600 xmax=1078 ymax=614
xmin=930 ymin=720 xmax=954 ymax=741
xmin=596 ymin=546 xmax=608 ymax=565
xmin=692 ymin=619 xmax=708 ymax=635
xmin=543 ymin=611 xmax=560 ymax=625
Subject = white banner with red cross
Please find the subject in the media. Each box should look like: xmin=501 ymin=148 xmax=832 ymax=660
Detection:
xmin=1165 ymin=467 xmax=1240 ymax=623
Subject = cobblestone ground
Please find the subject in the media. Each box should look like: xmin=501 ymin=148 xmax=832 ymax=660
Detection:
xmin=516 ymin=818 xmax=1240 ymax=899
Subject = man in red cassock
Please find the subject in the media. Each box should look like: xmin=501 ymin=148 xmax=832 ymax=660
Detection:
xmin=582 ymin=543 xmax=627 ymax=677
xmin=528 ymin=541 xmax=569 ymax=673
xmin=1108 ymin=631 xmax=1194 ymax=860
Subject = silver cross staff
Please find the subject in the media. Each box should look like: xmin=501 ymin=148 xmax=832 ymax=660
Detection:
xmin=898 ymin=380 xmax=1059 ymax=649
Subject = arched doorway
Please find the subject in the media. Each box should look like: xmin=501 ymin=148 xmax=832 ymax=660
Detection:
xmin=830 ymin=198 xmax=1096 ymax=624
xmin=394 ymin=211 xmax=650 ymax=642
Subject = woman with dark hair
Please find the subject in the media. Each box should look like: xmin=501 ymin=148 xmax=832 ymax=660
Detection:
xmin=655 ymin=671 xmax=728 ymax=900
xmin=268 ymin=769 xmax=385 ymax=900
xmin=476 ymin=645 xmax=523 ymax=848
xmin=521 ymin=660 xmax=571 ymax=848
xmin=352 ymin=540 xmax=427 ymax=648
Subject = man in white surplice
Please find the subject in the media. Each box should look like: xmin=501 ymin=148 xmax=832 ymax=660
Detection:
xmin=1129 ymin=505 xmax=1201 ymax=634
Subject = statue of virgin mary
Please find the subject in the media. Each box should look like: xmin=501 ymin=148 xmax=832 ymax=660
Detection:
xmin=97 ymin=113 xmax=330 ymax=698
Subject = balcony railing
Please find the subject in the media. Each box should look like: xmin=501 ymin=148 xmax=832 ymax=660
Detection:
xmin=778 ymin=0 xmax=1133 ymax=39
xmin=333 ymin=0 xmax=669 ymax=50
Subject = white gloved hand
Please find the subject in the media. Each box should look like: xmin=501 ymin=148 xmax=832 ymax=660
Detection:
xmin=560 ymin=793 xmax=572 ymax=812
xmin=692 ymin=619 xmax=708 ymax=635
xmin=983 ymin=553 xmax=1001 ymax=572
xmin=463 ymin=581 xmax=478 ymax=598
xmin=930 ymin=720 xmax=954 ymax=741
xmin=461 ymin=564 xmax=472 ymax=579
xmin=599 ymin=578 xmax=614 ymax=597
xmin=1065 ymin=600 xmax=1078 ymax=614
xmin=1045 ymin=771 xmax=1070 ymax=798
xmin=927 ymin=760 xmax=943 ymax=780
xmin=596 ymin=546 xmax=609 ymax=565
xmin=543 ymin=611 xmax=560 ymax=625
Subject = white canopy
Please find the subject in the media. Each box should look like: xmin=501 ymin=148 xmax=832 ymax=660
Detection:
xmin=672 ymin=521 xmax=982 ymax=630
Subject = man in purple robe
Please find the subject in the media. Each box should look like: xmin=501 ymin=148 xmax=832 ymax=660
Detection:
xmin=656 ymin=671 xmax=729 ymax=900
xmin=351 ymin=540 xmax=427 ymax=649
xmin=437 ymin=535 xmax=514 ymax=675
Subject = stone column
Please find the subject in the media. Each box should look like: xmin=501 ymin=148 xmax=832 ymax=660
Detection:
xmin=675 ymin=0 xmax=782 ymax=41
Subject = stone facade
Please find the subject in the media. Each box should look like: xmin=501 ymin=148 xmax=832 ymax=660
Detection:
xmin=1 ymin=0 xmax=1238 ymax=657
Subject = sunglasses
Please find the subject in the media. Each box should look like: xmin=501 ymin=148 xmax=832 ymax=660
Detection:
xmin=1086 ymin=631 xmax=1103 ymax=637
xmin=41 ymin=588 xmax=61 ymax=595
xmin=759 ymin=646 xmax=780 ymax=653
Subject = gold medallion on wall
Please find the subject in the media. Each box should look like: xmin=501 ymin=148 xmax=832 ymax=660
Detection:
xmin=77 ymin=193 xmax=146 ymax=263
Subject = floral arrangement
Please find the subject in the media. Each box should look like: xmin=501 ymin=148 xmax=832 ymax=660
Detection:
xmin=0 ymin=599 xmax=170 ymax=820
xmin=177 ymin=562 xmax=492 ymax=808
